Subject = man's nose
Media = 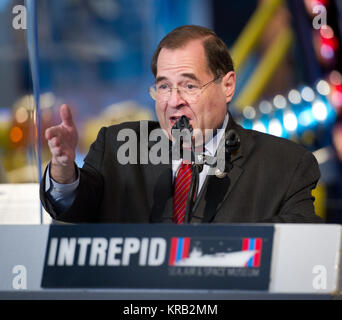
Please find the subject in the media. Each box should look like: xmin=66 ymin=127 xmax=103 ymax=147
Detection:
xmin=167 ymin=87 xmax=186 ymax=107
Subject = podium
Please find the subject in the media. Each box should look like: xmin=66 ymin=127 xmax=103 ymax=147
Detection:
xmin=0 ymin=223 xmax=341 ymax=299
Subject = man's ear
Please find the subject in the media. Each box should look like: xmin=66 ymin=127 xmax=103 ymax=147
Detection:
xmin=221 ymin=71 xmax=236 ymax=103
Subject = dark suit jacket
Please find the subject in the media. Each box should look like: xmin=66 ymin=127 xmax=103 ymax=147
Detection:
xmin=40 ymin=116 xmax=322 ymax=223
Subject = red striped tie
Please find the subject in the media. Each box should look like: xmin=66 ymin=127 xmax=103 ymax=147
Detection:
xmin=173 ymin=162 xmax=192 ymax=224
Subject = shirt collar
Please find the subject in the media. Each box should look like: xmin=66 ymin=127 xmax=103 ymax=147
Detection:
xmin=203 ymin=112 xmax=229 ymax=156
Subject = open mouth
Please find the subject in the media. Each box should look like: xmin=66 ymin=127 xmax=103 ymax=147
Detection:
xmin=169 ymin=116 xmax=180 ymax=127
xmin=169 ymin=116 xmax=192 ymax=127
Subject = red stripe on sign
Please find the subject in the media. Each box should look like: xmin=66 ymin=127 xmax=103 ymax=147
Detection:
xmin=169 ymin=237 xmax=178 ymax=266
xmin=182 ymin=238 xmax=190 ymax=259
xmin=253 ymin=238 xmax=262 ymax=267
xmin=242 ymin=238 xmax=249 ymax=251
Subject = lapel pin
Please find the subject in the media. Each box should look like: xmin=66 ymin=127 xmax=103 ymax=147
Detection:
xmin=215 ymin=168 xmax=227 ymax=178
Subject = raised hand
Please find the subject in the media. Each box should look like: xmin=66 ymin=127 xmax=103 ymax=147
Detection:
xmin=45 ymin=104 xmax=78 ymax=183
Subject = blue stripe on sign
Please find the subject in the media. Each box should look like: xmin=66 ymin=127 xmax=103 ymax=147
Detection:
xmin=248 ymin=238 xmax=255 ymax=267
xmin=176 ymin=237 xmax=184 ymax=262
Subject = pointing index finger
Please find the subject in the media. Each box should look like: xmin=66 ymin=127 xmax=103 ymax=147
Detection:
xmin=59 ymin=104 xmax=74 ymax=127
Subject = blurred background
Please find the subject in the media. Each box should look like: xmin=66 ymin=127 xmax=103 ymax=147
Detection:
xmin=0 ymin=0 xmax=341 ymax=223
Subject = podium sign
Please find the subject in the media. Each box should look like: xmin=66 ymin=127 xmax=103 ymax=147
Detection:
xmin=41 ymin=224 xmax=274 ymax=290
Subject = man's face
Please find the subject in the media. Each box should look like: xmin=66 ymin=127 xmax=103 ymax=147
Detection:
xmin=154 ymin=39 xmax=235 ymax=144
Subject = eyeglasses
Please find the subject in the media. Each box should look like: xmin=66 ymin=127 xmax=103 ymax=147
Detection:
xmin=149 ymin=76 xmax=221 ymax=103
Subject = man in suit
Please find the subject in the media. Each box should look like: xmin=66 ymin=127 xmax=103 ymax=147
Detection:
xmin=41 ymin=25 xmax=322 ymax=223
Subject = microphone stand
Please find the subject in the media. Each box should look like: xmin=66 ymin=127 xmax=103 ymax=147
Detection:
xmin=185 ymin=136 xmax=200 ymax=223
xmin=172 ymin=116 xmax=201 ymax=223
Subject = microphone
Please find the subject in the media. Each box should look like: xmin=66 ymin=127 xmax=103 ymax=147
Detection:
xmin=225 ymin=129 xmax=240 ymax=153
xmin=171 ymin=115 xmax=193 ymax=133
xmin=171 ymin=115 xmax=194 ymax=162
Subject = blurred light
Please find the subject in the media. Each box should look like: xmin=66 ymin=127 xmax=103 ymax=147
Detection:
xmin=312 ymin=101 xmax=328 ymax=121
xmin=331 ymin=90 xmax=342 ymax=106
xmin=298 ymin=109 xmax=314 ymax=127
xmin=301 ymin=130 xmax=315 ymax=146
xmin=321 ymin=36 xmax=339 ymax=51
xmin=316 ymin=80 xmax=330 ymax=95
xmin=304 ymin=0 xmax=328 ymax=11
xmin=15 ymin=107 xmax=29 ymax=123
xmin=268 ymin=118 xmax=283 ymax=137
xmin=241 ymin=119 xmax=253 ymax=130
xmin=0 ymin=108 xmax=11 ymax=122
xmin=301 ymin=87 xmax=315 ymax=102
xmin=10 ymin=126 xmax=23 ymax=143
xmin=313 ymin=147 xmax=331 ymax=165
xmin=320 ymin=44 xmax=335 ymax=60
xmin=288 ymin=89 xmax=302 ymax=104
xmin=283 ymin=111 xmax=298 ymax=132
xmin=259 ymin=100 xmax=272 ymax=114
xmin=273 ymin=95 xmax=287 ymax=109
xmin=320 ymin=25 xmax=334 ymax=39
xmin=88 ymin=0 xmax=121 ymax=20
xmin=40 ymin=92 xmax=56 ymax=110
xmin=329 ymin=70 xmax=342 ymax=86
xmin=252 ymin=120 xmax=267 ymax=133
xmin=242 ymin=106 xmax=256 ymax=119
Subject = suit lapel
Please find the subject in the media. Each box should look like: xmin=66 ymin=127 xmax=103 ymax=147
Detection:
xmin=146 ymin=162 xmax=173 ymax=222
xmin=142 ymin=124 xmax=173 ymax=222
xmin=196 ymin=115 xmax=256 ymax=222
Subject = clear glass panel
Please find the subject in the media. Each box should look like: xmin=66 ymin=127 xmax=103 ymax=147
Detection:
xmin=0 ymin=1 xmax=38 ymax=184
xmin=0 ymin=0 xmax=212 ymax=224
